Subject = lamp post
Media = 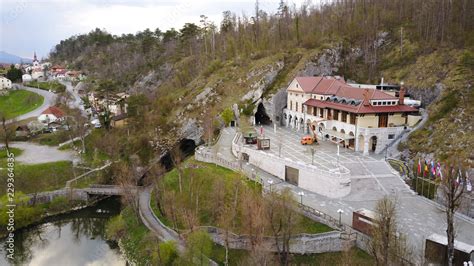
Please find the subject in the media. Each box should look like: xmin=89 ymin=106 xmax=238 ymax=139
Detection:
xmin=268 ymin=179 xmax=274 ymax=192
xmin=298 ymin=191 xmax=304 ymax=205
xmin=337 ymin=209 xmax=344 ymax=226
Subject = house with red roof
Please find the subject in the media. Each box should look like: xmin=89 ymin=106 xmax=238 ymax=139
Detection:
xmin=284 ymin=76 xmax=421 ymax=154
xmin=38 ymin=106 xmax=66 ymax=124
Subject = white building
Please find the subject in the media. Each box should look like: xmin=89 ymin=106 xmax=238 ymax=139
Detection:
xmin=38 ymin=106 xmax=65 ymax=124
xmin=283 ymin=76 xmax=421 ymax=155
xmin=22 ymin=74 xmax=32 ymax=83
xmin=0 ymin=77 xmax=12 ymax=90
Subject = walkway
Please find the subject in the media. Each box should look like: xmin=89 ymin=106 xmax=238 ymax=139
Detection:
xmin=138 ymin=187 xmax=186 ymax=252
xmin=6 ymin=85 xmax=57 ymax=123
xmin=209 ymin=126 xmax=474 ymax=262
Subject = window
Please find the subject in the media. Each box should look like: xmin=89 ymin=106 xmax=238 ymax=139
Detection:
xmin=319 ymin=108 xmax=324 ymax=118
xmin=296 ymin=84 xmax=299 ymax=88
xmin=296 ymin=103 xmax=298 ymax=112
xmin=321 ymin=96 xmax=323 ymax=100
xmin=290 ymin=101 xmax=292 ymax=111
xmin=341 ymin=111 xmax=347 ymax=122
xmin=334 ymin=110 xmax=339 ymax=120
xmin=374 ymin=102 xmax=378 ymax=106
xmin=382 ymin=101 xmax=387 ymax=106
xmin=388 ymin=134 xmax=395 ymax=139
xmin=350 ymin=113 xmax=356 ymax=125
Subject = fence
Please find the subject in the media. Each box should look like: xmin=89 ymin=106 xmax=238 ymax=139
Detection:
xmin=387 ymin=158 xmax=474 ymax=218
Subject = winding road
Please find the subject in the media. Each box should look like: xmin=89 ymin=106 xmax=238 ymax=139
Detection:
xmin=6 ymin=85 xmax=57 ymax=123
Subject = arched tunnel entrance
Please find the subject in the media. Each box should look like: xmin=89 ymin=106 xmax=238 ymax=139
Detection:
xmin=255 ymin=103 xmax=271 ymax=125
xmin=159 ymin=138 xmax=197 ymax=171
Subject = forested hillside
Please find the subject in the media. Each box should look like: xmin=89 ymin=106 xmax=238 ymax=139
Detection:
xmin=49 ymin=0 xmax=473 ymax=164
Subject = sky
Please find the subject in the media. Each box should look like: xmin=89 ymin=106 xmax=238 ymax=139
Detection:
xmin=1 ymin=0 xmax=308 ymax=59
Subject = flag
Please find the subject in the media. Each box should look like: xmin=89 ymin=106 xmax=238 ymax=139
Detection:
xmin=424 ymin=162 xmax=428 ymax=177
xmin=431 ymin=161 xmax=436 ymax=176
xmin=436 ymin=163 xmax=442 ymax=179
xmin=417 ymin=159 xmax=421 ymax=175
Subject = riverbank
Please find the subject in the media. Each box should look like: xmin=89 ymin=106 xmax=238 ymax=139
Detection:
xmin=0 ymin=196 xmax=125 ymax=265
xmin=0 ymin=194 xmax=108 ymax=239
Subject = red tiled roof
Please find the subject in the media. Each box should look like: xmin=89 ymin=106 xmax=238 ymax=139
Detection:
xmin=41 ymin=106 xmax=65 ymax=117
xmin=304 ymin=98 xmax=417 ymax=114
xmin=294 ymin=76 xmax=396 ymax=100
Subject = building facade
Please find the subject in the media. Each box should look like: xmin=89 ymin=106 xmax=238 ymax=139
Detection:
xmin=0 ymin=77 xmax=12 ymax=90
xmin=283 ymin=76 xmax=421 ymax=155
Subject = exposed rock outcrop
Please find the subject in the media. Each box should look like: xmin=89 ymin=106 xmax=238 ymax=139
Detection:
xmin=242 ymin=61 xmax=284 ymax=103
xmin=179 ymin=118 xmax=203 ymax=145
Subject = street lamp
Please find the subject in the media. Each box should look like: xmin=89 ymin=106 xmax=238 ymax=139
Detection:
xmin=267 ymin=179 xmax=274 ymax=192
xmin=298 ymin=191 xmax=304 ymax=205
xmin=337 ymin=209 xmax=344 ymax=226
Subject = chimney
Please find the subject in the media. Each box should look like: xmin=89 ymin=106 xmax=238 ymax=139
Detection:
xmin=399 ymin=82 xmax=406 ymax=105
xmin=363 ymin=89 xmax=370 ymax=106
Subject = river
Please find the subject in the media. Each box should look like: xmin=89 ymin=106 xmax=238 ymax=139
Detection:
xmin=0 ymin=197 xmax=127 ymax=266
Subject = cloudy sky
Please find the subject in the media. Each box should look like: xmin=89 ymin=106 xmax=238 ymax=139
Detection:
xmin=1 ymin=0 xmax=308 ymax=59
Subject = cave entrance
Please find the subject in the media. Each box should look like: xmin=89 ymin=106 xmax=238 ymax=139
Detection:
xmin=255 ymin=103 xmax=271 ymax=125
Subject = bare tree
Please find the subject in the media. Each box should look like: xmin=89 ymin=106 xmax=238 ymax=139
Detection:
xmin=370 ymin=196 xmax=412 ymax=265
xmin=0 ymin=114 xmax=13 ymax=151
xmin=115 ymin=163 xmax=140 ymax=216
xmin=266 ymin=188 xmax=300 ymax=266
xmin=439 ymin=164 xmax=468 ymax=266
xmin=170 ymin=147 xmax=184 ymax=193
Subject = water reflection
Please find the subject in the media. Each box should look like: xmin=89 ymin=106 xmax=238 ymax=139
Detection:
xmin=0 ymin=197 xmax=126 ymax=266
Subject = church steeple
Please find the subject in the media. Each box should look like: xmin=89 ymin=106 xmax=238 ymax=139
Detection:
xmin=33 ymin=51 xmax=37 ymax=62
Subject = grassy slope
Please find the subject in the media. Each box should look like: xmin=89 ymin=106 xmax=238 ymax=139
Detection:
xmin=0 ymin=90 xmax=44 ymax=119
xmin=0 ymin=161 xmax=75 ymax=196
xmin=155 ymin=158 xmax=332 ymax=234
xmin=384 ymin=49 xmax=473 ymax=162
xmin=26 ymin=80 xmax=66 ymax=93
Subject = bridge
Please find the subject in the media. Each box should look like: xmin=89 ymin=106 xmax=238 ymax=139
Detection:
xmin=83 ymin=185 xmax=140 ymax=196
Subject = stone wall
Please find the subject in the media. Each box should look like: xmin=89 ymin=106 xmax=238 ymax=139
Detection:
xmin=192 ymin=226 xmax=355 ymax=254
xmin=231 ymin=133 xmax=351 ymax=198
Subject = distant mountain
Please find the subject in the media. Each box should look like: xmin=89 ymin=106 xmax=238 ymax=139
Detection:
xmin=0 ymin=51 xmax=33 ymax=64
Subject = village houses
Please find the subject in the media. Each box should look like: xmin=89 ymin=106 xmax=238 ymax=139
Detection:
xmin=283 ymin=76 xmax=421 ymax=155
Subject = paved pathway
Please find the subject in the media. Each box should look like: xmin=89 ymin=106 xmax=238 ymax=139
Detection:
xmin=138 ymin=187 xmax=187 ymax=251
xmin=212 ymin=126 xmax=474 ymax=261
xmin=6 ymin=85 xmax=57 ymax=123
xmin=9 ymin=141 xmax=78 ymax=164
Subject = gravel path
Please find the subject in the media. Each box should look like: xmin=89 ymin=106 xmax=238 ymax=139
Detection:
xmin=9 ymin=141 xmax=78 ymax=164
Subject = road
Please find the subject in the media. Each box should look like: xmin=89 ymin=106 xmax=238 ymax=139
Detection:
xmin=6 ymin=85 xmax=57 ymax=123
xmin=213 ymin=126 xmax=474 ymax=262
xmin=9 ymin=141 xmax=78 ymax=164
xmin=62 ymin=81 xmax=86 ymax=115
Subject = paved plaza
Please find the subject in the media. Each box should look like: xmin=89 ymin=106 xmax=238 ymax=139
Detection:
xmin=214 ymin=125 xmax=474 ymax=261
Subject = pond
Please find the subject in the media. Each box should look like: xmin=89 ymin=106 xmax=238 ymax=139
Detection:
xmin=0 ymin=197 xmax=127 ymax=266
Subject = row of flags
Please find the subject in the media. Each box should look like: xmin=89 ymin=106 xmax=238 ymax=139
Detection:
xmin=416 ymin=158 xmax=472 ymax=192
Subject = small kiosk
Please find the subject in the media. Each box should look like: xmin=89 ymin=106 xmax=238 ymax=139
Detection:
xmin=257 ymin=137 xmax=270 ymax=150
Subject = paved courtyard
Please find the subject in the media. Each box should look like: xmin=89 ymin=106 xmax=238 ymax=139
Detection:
xmin=213 ymin=125 xmax=474 ymax=262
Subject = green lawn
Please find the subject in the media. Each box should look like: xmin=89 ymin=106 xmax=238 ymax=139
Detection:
xmin=0 ymin=161 xmax=75 ymax=196
xmin=32 ymin=131 xmax=71 ymax=146
xmin=0 ymin=147 xmax=23 ymax=165
xmin=0 ymin=90 xmax=44 ymax=119
xmin=153 ymin=158 xmax=333 ymax=235
xmin=26 ymin=80 xmax=66 ymax=93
